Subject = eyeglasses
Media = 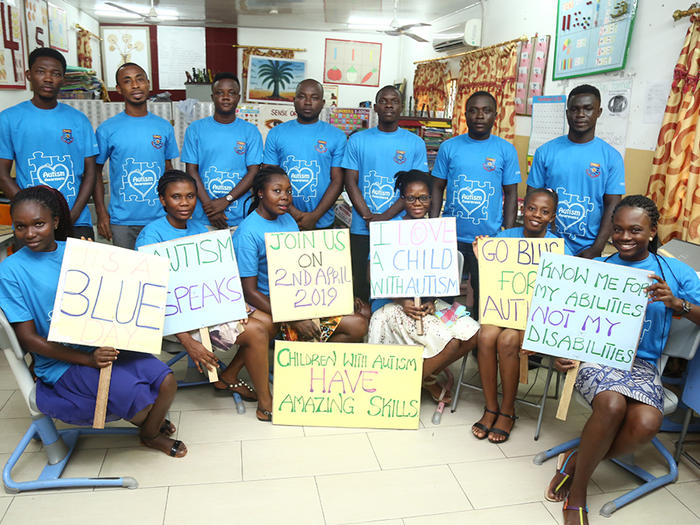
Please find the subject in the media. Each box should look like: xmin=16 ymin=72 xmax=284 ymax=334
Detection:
xmin=403 ymin=195 xmax=431 ymax=203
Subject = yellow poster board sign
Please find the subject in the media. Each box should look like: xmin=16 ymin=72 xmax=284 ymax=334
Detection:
xmin=265 ymin=229 xmax=354 ymax=322
xmin=48 ymin=238 xmax=169 ymax=353
xmin=272 ymin=341 xmax=423 ymax=429
xmin=478 ymin=237 xmax=565 ymax=329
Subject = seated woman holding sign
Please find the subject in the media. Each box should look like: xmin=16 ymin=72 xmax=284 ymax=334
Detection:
xmin=233 ymin=166 xmax=367 ymax=343
xmin=546 ymin=195 xmax=700 ymax=525
xmin=135 ymin=170 xmax=273 ymax=422
xmin=367 ymin=170 xmax=479 ymax=404
xmin=0 ymin=186 xmax=187 ymax=457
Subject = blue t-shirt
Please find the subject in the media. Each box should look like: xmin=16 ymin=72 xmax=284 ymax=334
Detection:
xmin=433 ymin=134 xmax=521 ymax=243
xmin=96 ymin=112 xmax=179 ymax=225
xmin=528 ymin=136 xmax=625 ymax=255
xmin=0 ymin=101 xmax=98 ymax=226
xmin=232 ymin=210 xmax=298 ymax=296
xmin=341 ymin=127 xmax=428 ymax=235
xmin=263 ymin=119 xmax=346 ymax=228
xmin=496 ymin=226 xmax=574 ymax=255
xmin=596 ymin=253 xmax=700 ymax=364
xmin=134 ymin=216 xmax=209 ymax=249
xmin=181 ymin=117 xmax=263 ymax=227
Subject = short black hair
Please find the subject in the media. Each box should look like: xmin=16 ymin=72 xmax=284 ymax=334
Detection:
xmin=466 ymin=90 xmax=497 ymax=110
xmin=568 ymin=84 xmax=601 ymax=104
xmin=247 ymin=166 xmax=288 ymax=215
xmin=28 ymin=47 xmax=66 ymax=73
xmin=115 ymin=62 xmax=147 ymax=86
xmin=394 ymin=170 xmax=432 ymax=194
xmin=375 ymin=85 xmax=401 ymax=103
xmin=295 ymin=78 xmax=323 ymax=95
xmin=613 ymin=195 xmax=661 ymax=253
xmin=524 ymin=187 xmax=558 ymax=208
xmin=212 ymin=72 xmax=240 ymax=90
xmin=157 ymin=170 xmax=197 ymax=197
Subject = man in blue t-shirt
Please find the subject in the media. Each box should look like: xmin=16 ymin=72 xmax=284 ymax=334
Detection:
xmin=0 ymin=48 xmax=98 ymax=240
xmin=431 ymin=91 xmax=520 ymax=318
xmin=342 ymin=85 xmax=428 ymax=301
xmin=263 ymin=79 xmax=346 ymax=230
xmin=93 ymin=63 xmax=179 ymax=249
xmin=527 ymin=84 xmax=625 ymax=258
xmin=181 ymin=72 xmax=262 ymax=229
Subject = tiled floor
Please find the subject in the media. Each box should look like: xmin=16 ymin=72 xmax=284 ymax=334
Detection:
xmin=1 ymin=351 xmax=699 ymax=525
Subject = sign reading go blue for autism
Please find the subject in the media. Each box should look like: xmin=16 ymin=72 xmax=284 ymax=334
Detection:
xmin=370 ymin=218 xmax=460 ymax=299
xmin=522 ymin=252 xmax=652 ymax=371
xmin=138 ymin=229 xmax=247 ymax=335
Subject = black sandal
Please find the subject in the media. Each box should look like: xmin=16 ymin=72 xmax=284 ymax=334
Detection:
xmin=472 ymin=407 xmax=498 ymax=440
xmin=140 ymin=433 xmax=187 ymax=458
xmin=488 ymin=412 xmax=518 ymax=443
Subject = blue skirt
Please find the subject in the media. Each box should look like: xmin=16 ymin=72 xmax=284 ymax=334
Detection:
xmin=36 ymin=351 xmax=172 ymax=426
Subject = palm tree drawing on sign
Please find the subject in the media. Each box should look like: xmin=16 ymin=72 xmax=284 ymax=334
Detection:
xmin=258 ymin=59 xmax=295 ymax=99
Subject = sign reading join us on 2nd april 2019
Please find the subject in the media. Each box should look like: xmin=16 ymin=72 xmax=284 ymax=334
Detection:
xmin=370 ymin=217 xmax=460 ymax=299
xmin=522 ymin=252 xmax=652 ymax=371
xmin=272 ymin=341 xmax=424 ymax=429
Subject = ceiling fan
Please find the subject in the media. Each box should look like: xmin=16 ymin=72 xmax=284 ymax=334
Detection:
xmin=104 ymin=0 xmax=221 ymax=24
xmin=381 ymin=0 xmax=430 ymax=42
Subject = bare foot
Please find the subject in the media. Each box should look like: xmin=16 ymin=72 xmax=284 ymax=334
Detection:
xmin=488 ymin=412 xmax=517 ymax=443
xmin=546 ymin=450 xmax=577 ymax=502
xmin=472 ymin=407 xmax=498 ymax=439
xmin=141 ymin=432 xmax=187 ymax=458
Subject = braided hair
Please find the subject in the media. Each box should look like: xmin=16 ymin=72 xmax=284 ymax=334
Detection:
xmin=10 ymin=185 xmax=72 ymax=241
xmin=394 ymin=169 xmax=432 ymax=195
xmin=246 ymin=165 xmax=288 ymax=215
xmin=613 ymin=194 xmax=661 ymax=253
xmin=157 ymin=169 xmax=197 ymax=197
xmin=524 ymin=187 xmax=559 ymax=233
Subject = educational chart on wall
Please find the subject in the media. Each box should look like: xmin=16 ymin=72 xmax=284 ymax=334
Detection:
xmin=0 ymin=0 xmax=26 ymax=89
xmin=324 ymin=38 xmax=381 ymax=87
xmin=246 ymin=55 xmax=306 ymax=104
xmin=157 ymin=26 xmax=206 ymax=90
xmin=47 ymin=2 xmax=67 ymax=52
xmin=138 ymin=230 xmax=247 ymax=336
xmin=327 ymin=107 xmax=371 ymax=136
xmin=596 ymin=78 xmax=631 ymax=158
xmin=24 ymin=0 xmax=48 ymax=51
xmin=48 ymin=239 xmax=169 ymax=354
xmin=515 ymin=35 xmax=551 ymax=115
xmin=272 ymin=341 xmax=423 ymax=429
xmin=265 ymin=229 xmax=354 ymax=323
xmin=522 ymin=252 xmax=651 ymax=371
xmin=553 ymin=0 xmax=638 ymax=80
xmin=478 ymin=237 xmax=565 ymax=330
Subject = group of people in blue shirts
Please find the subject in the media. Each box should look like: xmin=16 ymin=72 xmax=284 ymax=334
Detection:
xmin=0 ymin=47 xmax=699 ymax=525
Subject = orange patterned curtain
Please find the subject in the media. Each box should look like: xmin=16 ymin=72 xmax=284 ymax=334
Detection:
xmin=241 ymin=48 xmax=294 ymax=98
xmin=646 ymin=16 xmax=700 ymax=244
xmin=77 ymin=29 xmax=92 ymax=69
xmin=413 ymin=62 xmax=448 ymax=113
xmin=452 ymin=42 xmax=518 ymax=141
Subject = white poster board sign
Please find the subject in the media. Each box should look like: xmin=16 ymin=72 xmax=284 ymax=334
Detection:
xmin=157 ymin=26 xmax=206 ymax=90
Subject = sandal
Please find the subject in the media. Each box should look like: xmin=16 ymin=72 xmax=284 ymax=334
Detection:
xmin=140 ymin=432 xmax=187 ymax=458
xmin=472 ymin=407 xmax=498 ymax=440
xmin=422 ymin=374 xmax=452 ymax=404
xmin=545 ymin=449 xmax=577 ymax=502
xmin=214 ymin=378 xmax=257 ymax=401
xmin=487 ymin=412 xmax=518 ymax=443
xmin=159 ymin=418 xmax=176 ymax=436
xmin=563 ymin=497 xmax=588 ymax=525
xmin=256 ymin=408 xmax=272 ymax=422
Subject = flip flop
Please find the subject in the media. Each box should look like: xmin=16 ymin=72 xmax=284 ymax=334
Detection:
xmin=472 ymin=407 xmax=498 ymax=440
xmin=545 ymin=449 xmax=577 ymax=502
xmin=214 ymin=378 xmax=257 ymax=401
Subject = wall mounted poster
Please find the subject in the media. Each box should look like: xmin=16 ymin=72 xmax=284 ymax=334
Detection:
xmin=0 ymin=0 xmax=25 ymax=89
xmin=47 ymin=2 xmax=67 ymax=52
xmin=246 ymin=55 xmax=306 ymax=104
xmin=324 ymin=38 xmax=381 ymax=87
xmin=101 ymin=25 xmax=151 ymax=90
xmin=25 ymin=0 xmax=48 ymax=51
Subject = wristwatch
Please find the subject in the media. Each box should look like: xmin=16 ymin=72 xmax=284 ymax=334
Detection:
xmin=681 ymin=300 xmax=693 ymax=315
xmin=225 ymin=193 xmax=234 ymax=204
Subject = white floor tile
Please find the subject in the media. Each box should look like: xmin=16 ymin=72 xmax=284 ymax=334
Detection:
xmin=403 ymin=501 xmax=557 ymax=524
xmin=667 ymin=480 xmax=700 ymax=519
xmin=0 ymin=418 xmax=41 ymax=454
xmin=177 ymin=408 xmax=304 ymax=443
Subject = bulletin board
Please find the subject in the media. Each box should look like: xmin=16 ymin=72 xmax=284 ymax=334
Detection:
xmin=323 ymin=38 xmax=381 ymax=87
xmin=25 ymin=0 xmax=49 ymax=51
xmin=47 ymin=2 xmax=67 ymax=52
xmin=553 ymin=0 xmax=637 ymax=80
xmin=0 ymin=0 xmax=26 ymax=89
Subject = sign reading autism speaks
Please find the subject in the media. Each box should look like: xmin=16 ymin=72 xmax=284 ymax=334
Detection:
xmin=138 ymin=229 xmax=247 ymax=335
xmin=272 ymin=341 xmax=423 ymax=429
xmin=370 ymin=217 xmax=460 ymax=299
xmin=265 ymin=229 xmax=353 ymax=323
xmin=478 ymin=237 xmax=565 ymax=329
xmin=48 ymin=238 xmax=169 ymax=353
xmin=522 ymin=252 xmax=652 ymax=371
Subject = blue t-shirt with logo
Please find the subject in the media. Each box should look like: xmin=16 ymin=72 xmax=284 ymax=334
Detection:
xmin=134 ymin=216 xmax=209 ymax=249
xmin=496 ymin=226 xmax=574 ymax=255
xmin=96 ymin=112 xmax=179 ymax=225
xmin=341 ymin=127 xmax=428 ymax=235
xmin=263 ymin=119 xmax=346 ymax=228
xmin=232 ymin=210 xmax=298 ymax=297
xmin=181 ymin=116 xmax=263 ymax=227
xmin=0 ymin=101 xmax=98 ymax=226
xmin=528 ymin=136 xmax=625 ymax=255
xmin=433 ymin=134 xmax=521 ymax=243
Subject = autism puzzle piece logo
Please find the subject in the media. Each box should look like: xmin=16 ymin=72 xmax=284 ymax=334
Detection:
xmin=120 ymin=158 xmax=160 ymax=203
xmin=363 ymin=170 xmax=397 ymax=213
xmin=639 ymin=319 xmax=652 ymax=347
xmin=452 ymin=175 xmax=495 ymax=224
xmin=282 ymin=155 xmax=319 ymax=202
xmin=204 ymin=166 xmax=240 ymax=208
xmin=555 ymin=187 xmax=594 ymax=236
xmin=28 ymin=151 xmax=76 ymax=197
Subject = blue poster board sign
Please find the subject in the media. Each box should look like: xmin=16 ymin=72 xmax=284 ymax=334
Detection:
xmin=553 ymin=0 xmax=638 ymax=80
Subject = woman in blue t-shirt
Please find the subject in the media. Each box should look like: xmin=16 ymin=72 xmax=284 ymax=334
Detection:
xmin=546 ymin=195 xmax=700 ymax=525
xmin=0 ymin=186 xmax=186 ymax=457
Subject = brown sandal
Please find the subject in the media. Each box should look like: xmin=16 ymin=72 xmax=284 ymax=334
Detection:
xmin=214 ymin=378 xmax=257 ymax=401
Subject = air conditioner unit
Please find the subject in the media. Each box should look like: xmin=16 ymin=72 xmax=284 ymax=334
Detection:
xmin=432 ymin=18 xmax=481 ymax=53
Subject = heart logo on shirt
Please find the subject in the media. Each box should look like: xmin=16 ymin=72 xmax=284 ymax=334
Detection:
xmin=556 ymin=201 xmax=587 ymax=235
xmin=35 ymin=161 xmax=72 ymax=192
xmin=206 ymin=177 xmax=234 ymax=198
xmin=456 ymin=187 xmax=487 ymax=218
xmin=288 ymin=166 xmax=315 ymax=196
xmin=367 ymin=181 xmax=395 ymax=212
xmin=127 ymin=168 xmax=158 ymax=199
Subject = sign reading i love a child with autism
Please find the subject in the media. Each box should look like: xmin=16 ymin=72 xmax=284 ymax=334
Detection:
xmin=138 ymin=229 xmax=247 ymax=335
xmin=369 ymin=217 xmax=460 ymax=299
xmin=272 ymin=341 xmax=423 ymax=429
xmin=48 ymin=239 xmax=169 ymax=353
xmin=478 ymin=237 xmax=565 ymax=330
xmin=522 ymin=252 xmax=652 ymax=371
xmin=265 ymin=229 xmax=353 ymax=322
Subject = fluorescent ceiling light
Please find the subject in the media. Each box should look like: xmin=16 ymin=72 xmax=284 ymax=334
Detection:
xmin=347 ymin=14 xmax=391 ymax=26
xmin=94 ymin=9 xmax=140 ymax=18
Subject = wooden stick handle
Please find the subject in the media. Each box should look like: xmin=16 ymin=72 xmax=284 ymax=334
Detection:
xmin=199 ymin=327 xmax=219 ymax=383
xmin=93 ymin=363 xmax=112 ymax=429
xmin=414 ymin=297 xmax=424 ymax=335
xmin=556 ymin=361 xmax=580 ymax=421
xmin=519 ymin=353 xmax=529 ymax=384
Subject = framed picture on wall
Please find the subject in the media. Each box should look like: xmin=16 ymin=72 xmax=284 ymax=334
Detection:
xmin=0 ymin=0 xmax=26 ymax=89
xmin=246 ymin=55 xmax=306 ymax=104
xmin=101 ymin=25 xmax=151 ymax=90
xmin=323 ymin=38 xmax=381 ymax=87
xmin=47 ymin=2 xmax=67 ymax=52
xmin=25 ymin=0 xmax=49 ymax=51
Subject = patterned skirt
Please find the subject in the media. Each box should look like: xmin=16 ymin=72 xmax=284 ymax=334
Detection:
xmin=282 ymin=316 xmax=342 ymax=343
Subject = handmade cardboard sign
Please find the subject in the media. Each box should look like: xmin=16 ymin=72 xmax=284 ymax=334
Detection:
xmin=272 ymin=341 xmax=423 ymax=429
xmin=369 ymin=217 xmax=460 ymax=299
xmin=522 ymin=252 xmax=652 ymax=371
xmin=478 ymin=237 xmax=565 ymax=329
xmin=48 ymin=238 xmax=169 ymax=354
xmin=138 ymin=229 xmax=247 ymax=335
xmin=265 ymin=229 xmax=353 ymax=322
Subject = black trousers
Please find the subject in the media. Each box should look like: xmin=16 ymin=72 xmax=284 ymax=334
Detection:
xmin=350 ymin=233 xmax=370 ymax=302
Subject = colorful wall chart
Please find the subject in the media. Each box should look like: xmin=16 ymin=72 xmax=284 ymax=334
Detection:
xmin=515 ymin=35 xmax=551 ymax=115
xmin=47 ymin=2 xmax=67 ymax=52
xmin=328 ymin=107 xmax=371 ymax=136
xmin=0 ymin=0 xmax=26 ymax=89
xmin=324 ymin=38 xmax=381 ymax=87
xmin=246 ymin=55 xmax=306 ymax=104
xmin=25 ymin=0 xmax=48 ymax=51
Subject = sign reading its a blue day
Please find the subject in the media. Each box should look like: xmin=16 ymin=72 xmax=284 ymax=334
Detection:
xmin=369 ymin=217 xmax=460 ymax=299
xmin=522 ymin=252 xmax=652 ymax=371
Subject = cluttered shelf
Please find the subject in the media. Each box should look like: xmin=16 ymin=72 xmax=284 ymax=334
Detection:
xmin=398 ymin=117 xmax=452 ymax=170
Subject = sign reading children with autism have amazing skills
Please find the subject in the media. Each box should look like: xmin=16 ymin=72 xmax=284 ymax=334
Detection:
xmin=265 ymin=229 xmax=354 ymax=322
xmin=138 ymin=229 xmax=247 ymax=335
xmin=522 ymin=252 xmax=652 ymax=371
xmin=48 ymin=239 xmax=169 ymax=353
xmin=370 ymin=217 xmax=460 ymax=299
xmin=478 ymin=237 xmax=565 ymax=330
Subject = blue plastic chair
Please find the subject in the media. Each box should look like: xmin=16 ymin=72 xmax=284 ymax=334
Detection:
xmin=0 ymin=308 xmax=139 ymax=493
xmin=674 ymin=321 xmax=700 ymax=465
